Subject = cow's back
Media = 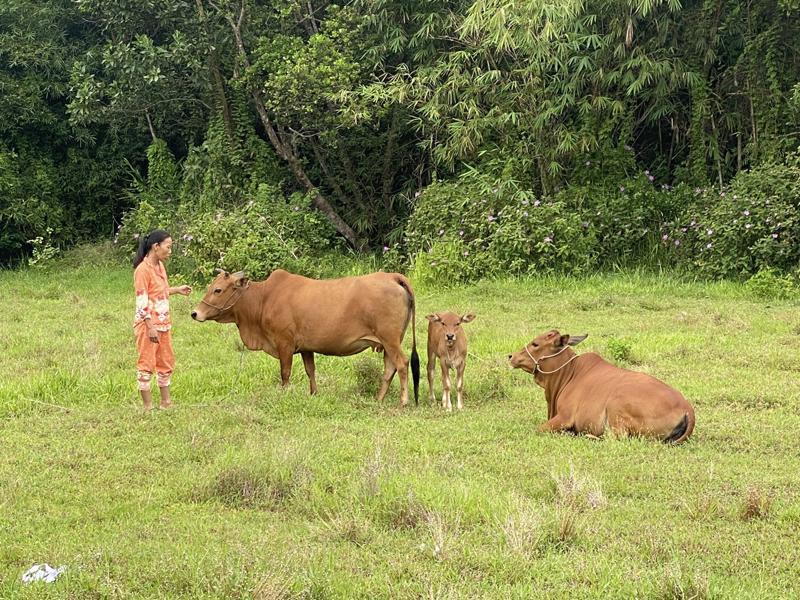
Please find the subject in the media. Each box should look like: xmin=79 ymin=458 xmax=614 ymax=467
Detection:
xmin=265 ymin=270 xmax=412 ymax=354
xmin=566 ymin=353 xmax=692 ymax=438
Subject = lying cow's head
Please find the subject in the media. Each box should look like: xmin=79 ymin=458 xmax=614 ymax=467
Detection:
xmin=191 ymin=269 xmax=249 ymax=322
xmin=426 ymin=312 xmax=475 ymax=348
xmin=508 ymin=329 xmax=588 ymax=375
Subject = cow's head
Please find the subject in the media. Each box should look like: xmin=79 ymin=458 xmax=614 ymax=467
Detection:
xmin=508 ymin=329 xmax=588 ymax=374
xmin=191 ymin=269 xmax=249 ymax=322
xmin=426 ymin=312 xmax=475 ymax=348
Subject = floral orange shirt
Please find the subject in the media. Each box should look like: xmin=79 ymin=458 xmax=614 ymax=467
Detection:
xmin=133 ymin=260 xmax=171 ymax=331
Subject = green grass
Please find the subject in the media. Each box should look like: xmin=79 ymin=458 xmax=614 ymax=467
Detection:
xmin=1 ymin=260 xmax=800 ymax=598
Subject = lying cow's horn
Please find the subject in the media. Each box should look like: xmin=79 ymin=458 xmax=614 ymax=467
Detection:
xmin=231 ymin=271 xmax=246 ymax=278
xmin=214 ymin=267 xmax=228 ymax=276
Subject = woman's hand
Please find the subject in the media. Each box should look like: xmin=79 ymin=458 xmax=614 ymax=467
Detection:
xmin=148 ymin=324 xmax=159 ymax=343
xmin=172 ymin=285 xmax=192 ymax=296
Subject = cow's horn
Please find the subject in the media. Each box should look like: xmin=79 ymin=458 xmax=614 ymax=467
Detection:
xmin=231 ymin=271 xmax=246 ymax=278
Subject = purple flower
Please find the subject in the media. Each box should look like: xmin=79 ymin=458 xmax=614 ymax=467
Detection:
xmin=293 ymin=206 xmax=300 ymax=211
xmin=648 ymin=175 xmax=655 ymax=182
xmin=733 ymin=195 xmax=738 ymax=200
xmin=645 ymin=170 xmax=650 ymax=175
xmin=690 ymin=220 xmax=696 ymax=227
xmin=522 ymin=211 xmax=528 ymax=217
xmin=743 ymin=210 xmax=750 ymax=216
xmin=586 ymin=160 xmax=591 ymax=166
xmin=487 ymin=215 xmax=496 ymax=222
xmin=459 ymin=230 xmax=464 ymax=236
xmin=463 ymin=251 xmax=469 ymax=256
xmin=674 ymin=240 xmax=681 ymax=246
xmin=619 ymin=186 xmax=625 ymax=193
xmin=133 ymin=233 xmax=140 ymax=240
xmin=662 ymin=234 xmax=669 ymax=241
xmin=414 ymin=191 xmax=421 ymax=198
xmin=534 ymin=200 xmax=541 ymax=207
xmin=624 ymin=144 xmax=633 ymax=152
xmin=706 ymin=242 xmax=712 ymax=249
xmin=383 ymin=245 xmax=390 ymax=252
xmin=582 ymin=222 xmax=589 ymax=228
xmin=706 ymin=229 xmax=714 ymax=236
xmin=438 ymin=229 xmax=445 ymax=235
xmin=694 ymin=187 xmax=702 ymax=195
xmin=521 ymin=199 xmax=529 ymax=205
xmin=681 ymin=227 xmax=687 ymax=233
xmin=745 ymin=223 xmax=752 ymax=229
xmin=772 ymin=233 xmax=779 ymax=239
xmin=720 ymin=192 xmax=726 ymax=197
xmin=544 ymin=236 xmax=553 ymax=243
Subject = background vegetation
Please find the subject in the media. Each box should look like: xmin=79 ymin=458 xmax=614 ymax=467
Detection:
xmin=1 ymin=260 xmax=800 ymax=597
xmin=2 ymin=0 xmax=798 ymax=281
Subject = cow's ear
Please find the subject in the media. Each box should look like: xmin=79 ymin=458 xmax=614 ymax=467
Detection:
xmin=234 ymin=274 xmax=250 ymax=288
xmin=425 ymin=314 xmax=441 ymax=323
xmin=460 ymin=313 xmax=476 ymax=323
xmin=565 ymin=334 xmax=588 ymax=346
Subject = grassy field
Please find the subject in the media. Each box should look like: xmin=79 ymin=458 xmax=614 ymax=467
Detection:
xmin=1 ymin=258 xmax=800 ymax=598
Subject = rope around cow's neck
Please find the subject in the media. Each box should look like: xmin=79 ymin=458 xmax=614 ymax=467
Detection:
xmin=524 ymin=344 xmax=579 ymax=375
xmin=199 ymin=286 xmax=245 ymax=318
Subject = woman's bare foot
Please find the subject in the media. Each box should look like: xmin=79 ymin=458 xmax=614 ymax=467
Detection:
xmin=140 ymin=389 xmax=154 ymax=411
xmin=158 ymin=386 xmax=173 ymax=409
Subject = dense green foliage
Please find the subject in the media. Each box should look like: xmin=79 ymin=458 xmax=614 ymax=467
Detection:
xmin=1 ymin=0 xmax=798 ymax=277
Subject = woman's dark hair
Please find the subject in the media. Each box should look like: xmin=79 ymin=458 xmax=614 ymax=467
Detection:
xmin=133 ymin=229 xmax=171 ymax=268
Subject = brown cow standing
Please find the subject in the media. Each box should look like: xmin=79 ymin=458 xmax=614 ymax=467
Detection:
xmin=425 ymin=312 xmax=475 ymax=411
xmin=192 ymin=269 xmax=420 ymax=405
xmin=508 ymin=330 xmax=695 ymax=443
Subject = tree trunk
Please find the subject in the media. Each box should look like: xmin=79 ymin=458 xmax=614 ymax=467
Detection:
xmin=222 ymin=2 xmax=366 ymax=251
xmin=195 ymin=0 xmax=235 ymax=144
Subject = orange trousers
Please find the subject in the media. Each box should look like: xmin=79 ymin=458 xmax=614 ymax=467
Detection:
xmin=135 ymin=325 xmax=175 ymax=390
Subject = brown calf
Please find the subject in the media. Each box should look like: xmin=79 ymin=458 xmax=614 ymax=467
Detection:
xmin=425 ymin=312 xmax=475 ymax=411
xmin=508 ymin=330 xmax=695 ymax=443
xmin=192 ymin=269 xmax=419 ymax=405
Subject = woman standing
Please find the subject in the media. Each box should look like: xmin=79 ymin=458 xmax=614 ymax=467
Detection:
xmin=132 ymin=229 xmax=191 ymax=410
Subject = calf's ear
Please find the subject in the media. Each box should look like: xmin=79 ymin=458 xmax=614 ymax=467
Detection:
xmin=565 ymin=334 xmax=588 ymax=346
xmin=425 ymin=314 xmax=441 ymax=322
xmin=460 ymin=313 xmax=476 ymax=323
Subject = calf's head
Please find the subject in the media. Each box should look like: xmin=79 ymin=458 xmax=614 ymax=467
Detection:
xmin=426 ymin=312 xmax=475 ymax=348
xmin=191 ymin=270 xmax=249 ymax=322
xmin=508 ymin=329 xmax=588 ymax=374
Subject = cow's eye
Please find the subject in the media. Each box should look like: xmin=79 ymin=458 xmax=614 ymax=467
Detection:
xmin=213 ymin=288 xmax=222 ymax=294
xmin=531 ymin=342 xmax=539 ymax=348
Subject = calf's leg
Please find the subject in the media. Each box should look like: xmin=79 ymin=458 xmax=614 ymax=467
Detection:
xmin=440 ymin=361 xmax=452 ymax=412
xmin=427 ymin=352 xmax=437 ymax=404
xmin=455 ymin=362 xmax=465 ymax=410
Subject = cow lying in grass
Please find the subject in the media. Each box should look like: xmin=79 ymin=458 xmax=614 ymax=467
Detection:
xmin=508 ymin=330 xmax=695 ymax=443
xmin=425 ymin=312 xmax=475 ymax=411
xmin=192 ymin=269 xmax=419 ymax=406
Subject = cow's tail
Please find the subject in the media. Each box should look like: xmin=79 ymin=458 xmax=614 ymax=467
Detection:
xmin=663 ymin=406 xmax=695 ymax=444
xmin=397 ymin=276 xmax=420 ymax=405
